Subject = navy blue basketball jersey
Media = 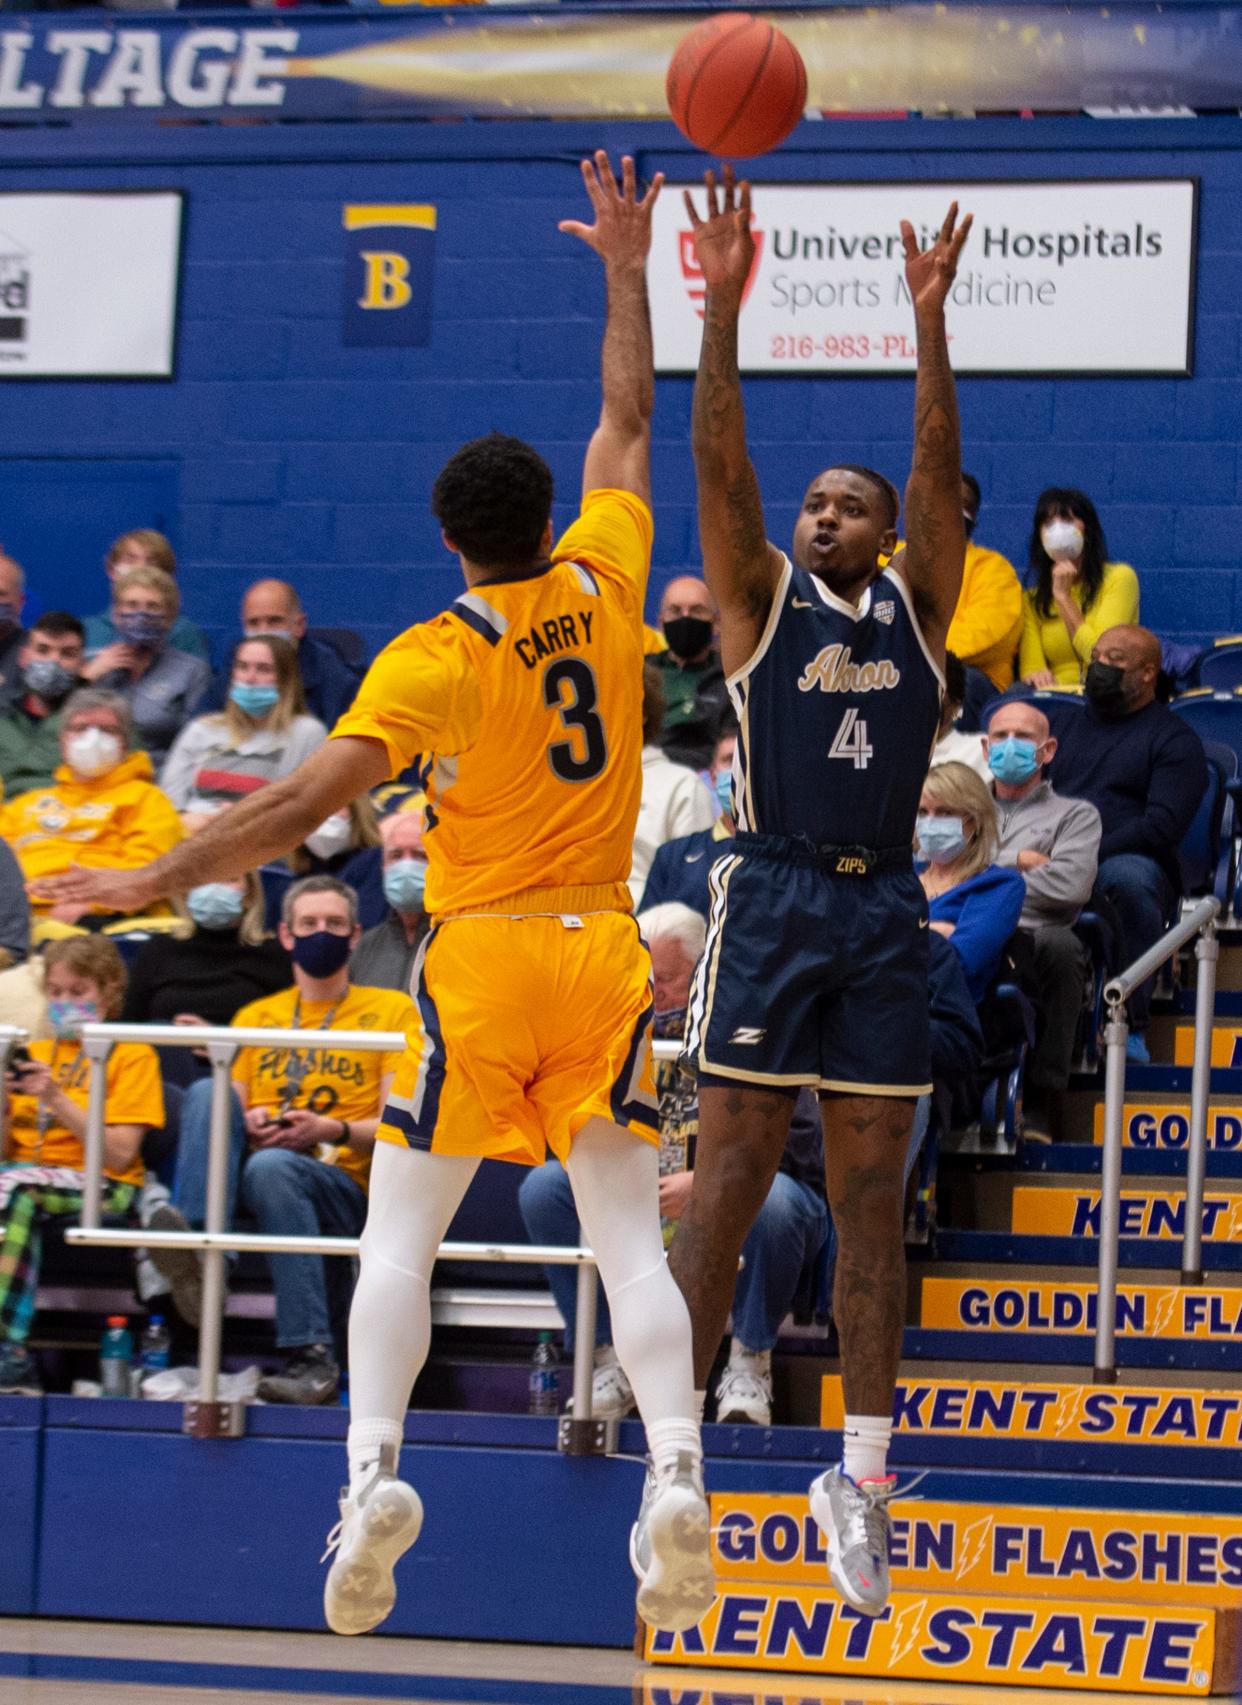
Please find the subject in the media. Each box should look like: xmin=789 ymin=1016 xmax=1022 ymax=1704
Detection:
xmin=729 ymin=558 xmax=943 ymax=848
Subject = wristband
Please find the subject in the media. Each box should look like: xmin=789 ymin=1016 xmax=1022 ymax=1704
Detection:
xmin=339 ymin=1119 xmax=351 ymax=1145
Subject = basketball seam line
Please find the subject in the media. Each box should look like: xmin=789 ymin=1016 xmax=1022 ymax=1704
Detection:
xmin=704 ymin=22 xmax=776 ymax=158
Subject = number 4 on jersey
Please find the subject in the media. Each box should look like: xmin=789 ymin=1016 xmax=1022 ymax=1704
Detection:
xmin=828 ymin=708 xmax=873 ymax=771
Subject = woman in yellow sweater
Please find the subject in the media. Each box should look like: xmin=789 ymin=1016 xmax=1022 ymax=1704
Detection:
xmin=1019 ymin=488 xmax=1140 ymax=687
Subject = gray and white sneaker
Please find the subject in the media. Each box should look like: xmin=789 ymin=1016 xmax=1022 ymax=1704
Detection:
xmin=808 ymin=1464 xmax=897 ymax=1617
xmin=714 ymin=1345 xmax=772 ymax=1426
xmin=630 ymin=1452 xmax=716 ymax=1633
xmin=322 ymin=1449 xmax=424 ymax=1636
xmin=147 ymin=1202 xmax=203 ymax=1326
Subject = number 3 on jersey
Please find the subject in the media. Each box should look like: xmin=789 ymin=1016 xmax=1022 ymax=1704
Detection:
xmin=828 ymin=707 xmax=873 ymax=771
xmin=543 ymin=657 xmax=608 ymax=783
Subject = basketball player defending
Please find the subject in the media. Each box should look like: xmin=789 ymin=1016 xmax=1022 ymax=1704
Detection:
xmin=672 ymin=167 xmax=972 ymax=1616
xmin=40 ymin=154 xmax=713 ymax=1638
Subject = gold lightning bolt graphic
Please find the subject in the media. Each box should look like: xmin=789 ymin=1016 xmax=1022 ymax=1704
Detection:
xmin=889 ymin=1597 xmax=928 ymax=1665
xmin=955 ymin=1514 xmax=994 ymax=1581
xmin=1151 ymin=1287 xmax=1180 ymax=1338
xmin=1054 ymin=1387 xmax=1087 ymax=1436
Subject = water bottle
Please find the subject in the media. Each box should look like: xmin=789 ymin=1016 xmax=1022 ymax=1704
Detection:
xmin=528 ymin=1331 xmax=559 ymax=1415
xmin=99 ymin=1315 xmax=133 ymax=1397
xmin=140 ymin=1315 xmax=171 ymax=1381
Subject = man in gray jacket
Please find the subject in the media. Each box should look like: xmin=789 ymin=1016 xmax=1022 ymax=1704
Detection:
xmin=985 ymin=698 xmax=1102 ymax=1140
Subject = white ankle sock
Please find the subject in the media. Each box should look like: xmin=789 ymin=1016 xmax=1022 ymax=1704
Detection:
xmin=728 ymin=1337 xmax=771 ymax=1376
xmin=842 ymin=1413 xmax=892 ymax=1484
xmin=646 ymin=1416 xmax=702 ymax=1480
xmin=347 ymin=1417 xmax=403 ymax=1498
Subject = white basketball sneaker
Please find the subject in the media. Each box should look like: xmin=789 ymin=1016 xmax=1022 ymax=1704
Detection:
xmin=630 ymin=1452 xmax=716 ymax=1633
xmin=322 ymin=1449 xmax=424 ymax=1636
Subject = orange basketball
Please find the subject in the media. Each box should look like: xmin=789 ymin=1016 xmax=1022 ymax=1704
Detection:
xmin=666 ymin=12 xmax=807 ymax=159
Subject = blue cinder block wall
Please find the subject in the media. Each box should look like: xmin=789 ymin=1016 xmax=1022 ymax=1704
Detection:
xmin=1 ymin=115 xmax=1239 ymax=660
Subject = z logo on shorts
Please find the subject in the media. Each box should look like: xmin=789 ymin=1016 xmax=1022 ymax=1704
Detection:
xmin=729 ymin=1027 xmax=766 ymax=1046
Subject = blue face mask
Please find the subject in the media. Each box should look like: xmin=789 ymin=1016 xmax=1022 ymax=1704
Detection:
xmin=47 ymin=997 xmax=99 ymax=1038
xmin=291 ymin=930 xmax=353 ymax=979
xmin=230 ymin=681 xmax=280 ymax=719
xmin=186 ymin=883 xmax=244 ymax=931
xmin=987 ymin=736 xmax=1040 ymax=786
xmin=115 ymin=610 xmax=166 ymax=649
xmin=916 ymin=814 xmax=969 ymax=866
xmin=383 ymin=857 xmax=428 ymax=913
xmin=713 ymin=768 xmax=734 ymax=817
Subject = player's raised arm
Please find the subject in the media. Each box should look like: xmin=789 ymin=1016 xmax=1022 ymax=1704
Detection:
xmin=34 ymin=734 xmax=391 ymax=915
xmin=561 ymin=151 xmax=664 ymax=506
xmin=686 ymin=167 xmax=785 ymax=674
xmin=894 ymin=202 xmax=973 ymax=655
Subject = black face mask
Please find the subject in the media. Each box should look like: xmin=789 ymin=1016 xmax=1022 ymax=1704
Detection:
xmin=663 ymin=615 xmax=713 ymax=661
xmin=1084 ymin=660 xmax=1128 ymax=713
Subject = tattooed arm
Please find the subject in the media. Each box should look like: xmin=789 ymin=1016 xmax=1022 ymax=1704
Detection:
xmin=686 ymin=168 xmax=785 ymax=676
xmin=893 ymin=204 xmax=973 ymax=659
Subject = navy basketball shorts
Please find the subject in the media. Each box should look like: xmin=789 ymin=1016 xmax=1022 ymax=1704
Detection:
xmin=685 ymin=834 xmax=932 ymax=1096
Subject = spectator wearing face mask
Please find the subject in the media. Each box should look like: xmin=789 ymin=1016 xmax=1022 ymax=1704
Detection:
xmin=629 ymin=666 xmax=716 ymax=908
xmin=985 ymin=698 xmax=1101 ymax=1138
xmin=267 ymin=793 xmax=386 ymax=932
xmin=918 ymin=761 xmax=1026 ymax=1004
xmin=351 ymin=808 xmax=430 ymax=993
xmin=0 ymin=613 xmax=86 ymax=799
xmin=202 ymin=580 xmax=362 ymax=732
xmin=0 ymin=935 xmax=163 ymax=1395
xmin=1 ymin=690 xmax=183 ymax=929
xmin=147 ymin=878 xmax=414 ymax=1405
xmin=1019 ymin=488 xmax=1139 ymax=688
xmin=1049 ymin=624 xmax=1206 ymax=1062
xmin=79 ymin=566 xmax=211 ymax=766
xmin=159 ymin=636 xmax=327 ymax=829
xmin=0 ymin=553 xmax=30 ymax=697
xmin=84 ymin=530 xmax=210 ymax=664
xmin=649 ymin=575 xmax=729 ymax=770
xmin=123 ymin=871 xmax=291 ymax=1039
xmin=639 ymin=721 xmax=738 ymax=918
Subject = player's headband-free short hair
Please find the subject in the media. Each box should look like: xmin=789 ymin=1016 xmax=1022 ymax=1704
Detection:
xmin=432 ymin=432 xmax=555 ymax=572
xmin=813 ymin=466 xmax=900 ymax=530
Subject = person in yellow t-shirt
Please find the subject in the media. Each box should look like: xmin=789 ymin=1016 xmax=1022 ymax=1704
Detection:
xmin=37 ymin=153 xmax=710 ymax=1641
xmin=0 ymin=936 xmax=164 ymax=1395
xmin=149 ymin=876 xmax=412 ymax=1407
xmin=1019 ymin=487 xmax=1140 ymax=687
xmin=948 ymin=473 xmax=1023 ymax=690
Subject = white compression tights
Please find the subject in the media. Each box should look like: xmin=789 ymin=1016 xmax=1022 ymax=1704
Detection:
xmin=347 ymin=1122 xmax=698 ymax=1486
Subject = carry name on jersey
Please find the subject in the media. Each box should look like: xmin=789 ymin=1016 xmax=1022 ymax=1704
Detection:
xmin=730 ymin=557 xmax=943 ymax=848
xmin=331 ymin=489 xmax=650 ymax=917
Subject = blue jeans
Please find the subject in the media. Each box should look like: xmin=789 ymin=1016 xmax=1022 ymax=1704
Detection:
xmin=1095 ymin=853 xmax=1174 ymax=1031
xmin=172 ymin=1078 xmax=367 ymax=1349
xmin=518 ymin=1159 xmax=828 ymax=1354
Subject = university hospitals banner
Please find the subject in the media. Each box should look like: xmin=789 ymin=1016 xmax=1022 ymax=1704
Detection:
xmin=0 ymin=193 xmax=181 ymax=378
xmin=647 ymin=180 xmax=1197 ymax=375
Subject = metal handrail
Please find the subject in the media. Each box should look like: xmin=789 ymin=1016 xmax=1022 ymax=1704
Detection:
xmin=1094 ymin=897 xmax=1219 ymax=1383
xmin=6 ymin=1020 xmax=686 ymax=1430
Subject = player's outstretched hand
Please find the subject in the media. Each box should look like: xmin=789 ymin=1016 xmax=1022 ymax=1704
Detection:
xmin=32 ymin=863 xmax=160 ymax=916
xmin=900 ymin=202 xmax=973 ymax=317
xmin=559 ymin=150 xmax=664 ymax=268
xmin=683 ymin=164 xmax=755 ymax=299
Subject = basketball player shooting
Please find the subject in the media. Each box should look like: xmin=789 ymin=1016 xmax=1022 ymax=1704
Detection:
xmin=38 ymin=153 xmax=716 ymax=1640
xmin=671 ymin=166 xmax=972 ymax=1617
